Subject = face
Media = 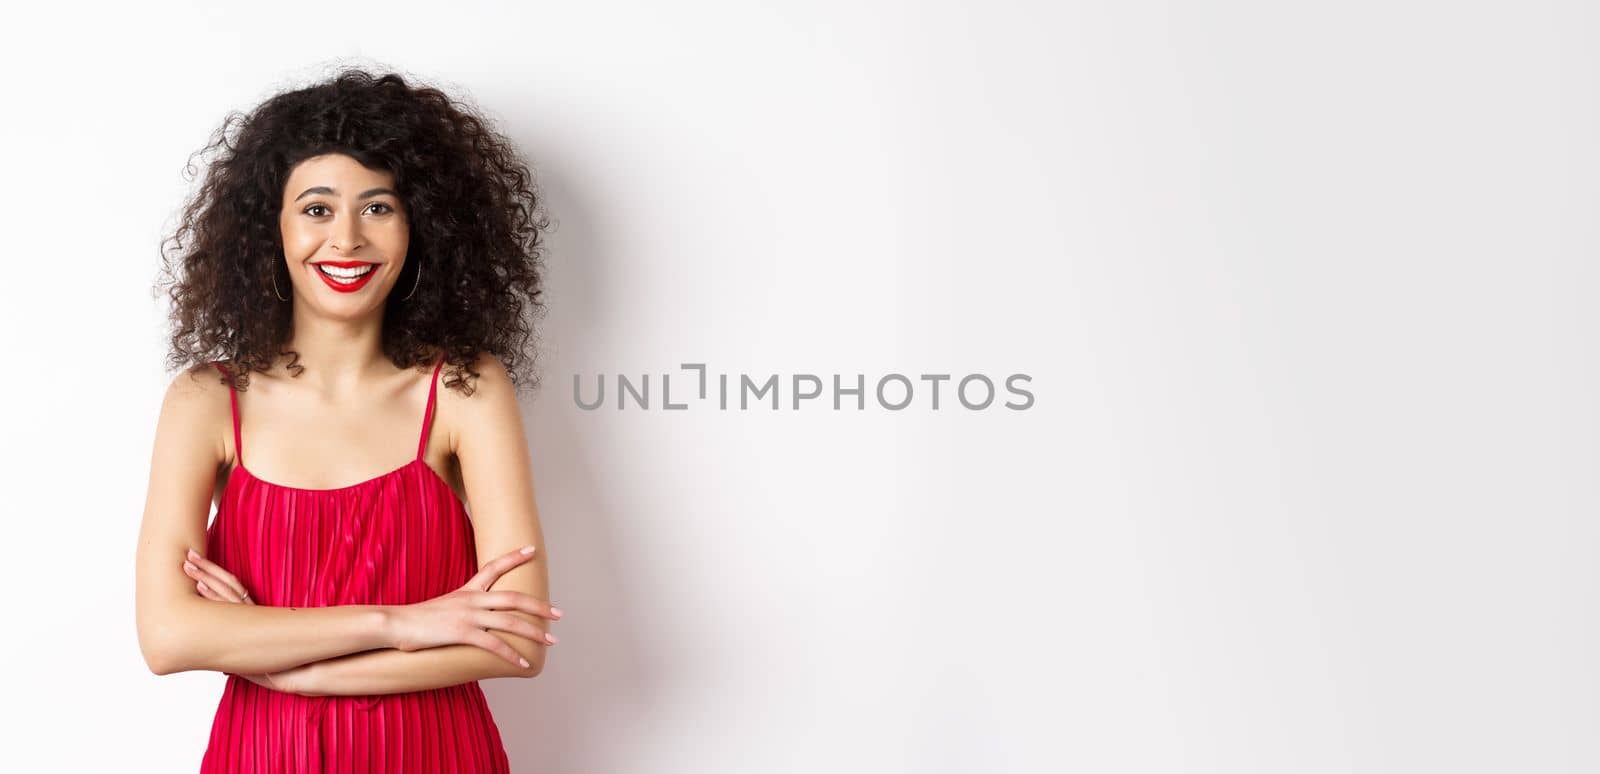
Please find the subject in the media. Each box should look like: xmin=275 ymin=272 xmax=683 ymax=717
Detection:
xmin=278 ymin=153 xmax=410 ymax=313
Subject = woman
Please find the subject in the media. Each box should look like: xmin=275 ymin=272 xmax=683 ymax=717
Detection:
xmin=134 ymin=67 xmax=560 ymax=772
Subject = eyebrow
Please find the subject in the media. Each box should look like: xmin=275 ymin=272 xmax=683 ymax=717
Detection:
xmin=293 ymin=186 xmax=401 ymax=202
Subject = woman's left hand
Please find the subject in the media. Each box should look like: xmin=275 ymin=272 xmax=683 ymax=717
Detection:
xmin=183 ymin=549 xmax=310 ymax=694
xmin=183 ymin=549 xmax=254 ymax=605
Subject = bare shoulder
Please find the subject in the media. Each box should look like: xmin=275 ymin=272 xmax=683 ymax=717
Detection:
xmin=147 ymin=364 xmax=233 ymax=495
xmin=163 ymin=361 xmax=230 ymax=415
xmin=440 ymin=351 xmax=516 ymax=404
xmin=157 ymin=362 xmax=233 ymax=466
xmin=436 ymin=352 xmax=523 ymax=452
xmin=440 ymin=352 xmax=540 ymax=549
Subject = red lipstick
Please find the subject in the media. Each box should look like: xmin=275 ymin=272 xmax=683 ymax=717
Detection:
xmin=311 ymin=260 xmax=379 ymax=293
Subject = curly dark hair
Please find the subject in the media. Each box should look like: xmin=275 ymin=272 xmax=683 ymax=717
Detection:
xmin=154 ymin=66 xmax=551 ymax=396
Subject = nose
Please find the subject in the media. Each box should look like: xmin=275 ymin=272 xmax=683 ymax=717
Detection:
xmin=329 ymin=211 xmax=364 ymax=253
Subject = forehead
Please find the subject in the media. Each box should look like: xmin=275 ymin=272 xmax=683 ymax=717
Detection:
xmin=284 ymin=153 xmax=395 ymax=189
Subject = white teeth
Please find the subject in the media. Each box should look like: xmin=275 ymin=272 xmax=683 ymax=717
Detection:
xmin=315 ymin=263 xmax=375 ymax=281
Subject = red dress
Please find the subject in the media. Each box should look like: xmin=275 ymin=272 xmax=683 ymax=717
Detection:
xmin=200 ymin=356 xmax=511 ymax=773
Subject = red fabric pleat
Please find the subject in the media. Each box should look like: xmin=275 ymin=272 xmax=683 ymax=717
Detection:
xmin=198 ymin=359 xmax=511 ymax=773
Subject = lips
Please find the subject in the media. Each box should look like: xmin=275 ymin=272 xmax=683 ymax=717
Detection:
xmin=311 ymin=260 xmax=380 ymax=293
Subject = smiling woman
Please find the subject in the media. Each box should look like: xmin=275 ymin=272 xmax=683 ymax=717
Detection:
xmin=155 ymin=67 xmax=552 ymax=391
xmin=281 ymin=155 xmax=409 ymax=299
xmin=138 ymin=67 xmax=560 ymax=772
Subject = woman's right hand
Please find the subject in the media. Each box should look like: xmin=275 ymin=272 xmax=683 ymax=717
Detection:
xmin=384 ymin=545 xmax=562 ymax=667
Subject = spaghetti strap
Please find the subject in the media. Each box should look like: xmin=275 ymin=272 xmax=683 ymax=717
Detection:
xmin=416 ymin=354 xmax=446 ymax=460
xmin=212 ymin=362 xmax=244 ymax=467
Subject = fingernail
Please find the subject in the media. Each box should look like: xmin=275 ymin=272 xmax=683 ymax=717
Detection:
xmin=546 ymin=633 xmax=559 ymax=644
xmin=550 ymin=606 xmax=564 ymax=618
xmin=519 ymin=657 xmax=530 ymax=668
xmin=187 ymin=549 xmax=199 ymax=559
xmin=520 ymin=545 xmax=537 ymax=555
xmin=184 ymin=562 xmax=196 ymax=572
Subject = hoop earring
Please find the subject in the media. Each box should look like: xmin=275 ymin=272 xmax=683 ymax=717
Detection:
xmin=400 ymin=258 xmax=423 ymax=301
xmin=270 ymin=269 xmax=289 ymax=302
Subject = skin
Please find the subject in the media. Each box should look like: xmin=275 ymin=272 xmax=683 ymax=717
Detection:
xmin=187 ymin=546 xmax=556 ymax=693
xmin=134 ymin=152 xmax=561 ymax=696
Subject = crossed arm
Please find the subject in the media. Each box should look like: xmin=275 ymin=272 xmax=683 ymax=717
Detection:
xmin=287 ymin=643 xmax=537 ymax=696
xmin=137 ymin=356 xmax=556 ymax=696
xmin=183 ymin=544 xmax=554 ymax=696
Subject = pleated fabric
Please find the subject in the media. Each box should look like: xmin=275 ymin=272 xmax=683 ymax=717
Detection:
xmin=199 ymin=357 xmax=511 ymax=773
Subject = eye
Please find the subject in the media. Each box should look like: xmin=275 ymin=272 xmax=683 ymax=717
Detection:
xmin=303 ymin=204 xmax=331 ymax=217
xmin=366 ymin=202 xmax=396 ymax=215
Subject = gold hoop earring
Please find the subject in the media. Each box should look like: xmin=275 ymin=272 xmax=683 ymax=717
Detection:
xmin=270 ymin=269 xmax=289 ymax=302
xmin=400 ymin=259 xmax=423 ymax=301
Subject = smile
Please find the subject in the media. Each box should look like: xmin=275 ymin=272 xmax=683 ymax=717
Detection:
xmin=311 ymin=261 xmax=379 ymax=293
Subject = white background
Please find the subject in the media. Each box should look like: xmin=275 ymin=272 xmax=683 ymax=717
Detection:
xmin=1 ymin=1 xmax=1593 ymax=772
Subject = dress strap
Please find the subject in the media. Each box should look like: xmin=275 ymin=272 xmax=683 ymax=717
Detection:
xmin=212 ymin=362 xmax=244 ymax=467
xmin=417 ymin=354 xmax=446 ymax=460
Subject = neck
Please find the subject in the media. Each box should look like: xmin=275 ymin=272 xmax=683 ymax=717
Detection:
xmin=281 ymin=312 xmax=393 ymax=392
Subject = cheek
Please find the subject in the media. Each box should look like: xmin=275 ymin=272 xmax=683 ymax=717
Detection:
xmin=279 ymin=221 xmax=320 ymax=257
xmin=381 ymin=223 xmax=410 ymax=254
